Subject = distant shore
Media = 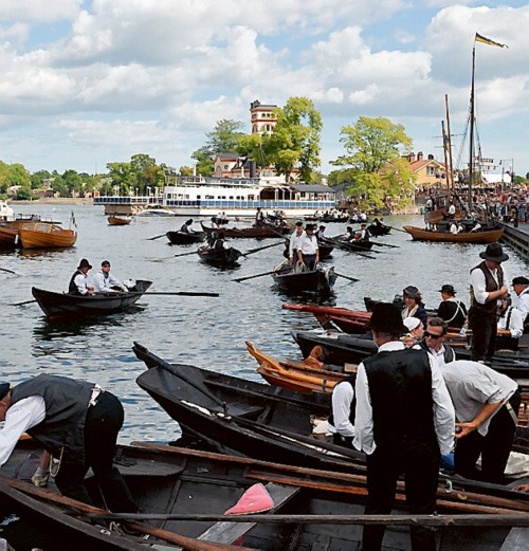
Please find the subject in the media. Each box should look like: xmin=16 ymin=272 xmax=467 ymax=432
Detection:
xmin=12 ymin=198 xmax=92 ymax=205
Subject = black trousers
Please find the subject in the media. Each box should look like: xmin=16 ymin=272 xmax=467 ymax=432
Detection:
xmin=468 ymin=306 xmax=497 ymax=361
xmin=301 ymin=253 xmax=317 ymax=270
xmin=362 ymin=441 xmax=439 ymax=551
xmin=54 ymin=391 xmax=138 ymax=513
xmin=455 ymin=389 xmax=521 ymax=484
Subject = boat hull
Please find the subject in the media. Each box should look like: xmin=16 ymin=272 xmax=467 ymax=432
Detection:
xmin=0 ymin=225 xmax=19 ymax=249
xmin=403 ymin=225 xmax=504 ymax=244
xmin=107 ymin=215 xmax=131 ymax=225
xmin=198 ymin=246 xmax=241 ymax=267
xmin=19 ymin=222 xmax=77 ymax=249
xmin=32 ymin=280 xmax=152 ymax=321
xmin=272 ymin=267 xmax=337 ymax=293
xmin=201 ymin=222 xmax=290 ymax=238
xmin=166 ymin=230 xmax=205 ymax=245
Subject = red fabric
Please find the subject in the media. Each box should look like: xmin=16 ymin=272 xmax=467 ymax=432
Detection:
xmin=224 ymin=483 xmax=274 ymax=515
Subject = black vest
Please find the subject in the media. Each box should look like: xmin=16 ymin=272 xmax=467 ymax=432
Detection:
xmin=68 ymin=270 xmax=83 ymax=294
xmin=364 ymin=348 xmax=437 ymax=449
xmin=11 ymin=374 xmax=93 ymax=464
xmin=470 ymin=261 xmax=504 ymax=313
xmin=328 ymin=374 xmax=357 ymax=429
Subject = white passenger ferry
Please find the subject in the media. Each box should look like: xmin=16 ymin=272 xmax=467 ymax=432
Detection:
xmin=94 ymin=176 xmax=336 ymax=218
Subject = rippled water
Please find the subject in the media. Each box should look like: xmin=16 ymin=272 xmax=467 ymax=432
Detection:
xmin=2 ymin=204 xmax=527 ymax=443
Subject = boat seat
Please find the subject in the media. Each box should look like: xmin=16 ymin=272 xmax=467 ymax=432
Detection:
xmin=226 ymin=401 xmax=266 ymax=419
xmin=197 ymin=482 xmax=300 ymax=544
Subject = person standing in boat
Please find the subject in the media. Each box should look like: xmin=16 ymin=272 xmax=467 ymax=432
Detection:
xmin=440 ymin=360 xmax=520 ymax=484
xmin=511 ymin=276 xmax=529 ymax=323
xmin=288 ymin=221 xmax=305 ymax=266
xmin=436 ymin=284 xmax=468 ymax=329
xmin=180 ymin=219 xmax=194 ymax=234
xmin=468 ymin=243 xmax=509 ymax=363
xmin=92 ymin=260 xmax=128 ymax=293
xmin=0 ymin=375 xmax=138 ymax=513
xmin=354 ymin=303 xmax=455 ymax=551
xmin=296 ymin=224 xmax=319 ymax=270
xmin=68 ymin=258 xmax=94 ymax=296
xmin=255 ymin=207 xmax=265 ymax=226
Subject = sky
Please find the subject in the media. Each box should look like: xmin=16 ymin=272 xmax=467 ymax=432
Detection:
xmin=0 ymin=0 xmax=528 ymax=179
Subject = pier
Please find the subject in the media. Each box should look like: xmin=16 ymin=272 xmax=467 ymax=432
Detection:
xmin=501 ymin=223 xmax=529 ymax=261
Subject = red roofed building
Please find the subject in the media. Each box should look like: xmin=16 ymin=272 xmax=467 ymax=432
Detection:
xmin=406 ymin=152 xmax=448 ymax=188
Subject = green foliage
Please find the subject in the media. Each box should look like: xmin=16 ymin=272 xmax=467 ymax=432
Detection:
xmin=205 ymin=119 xmax=245 ymax=154
xmin=13 ymin=186 xmax=36 ymax=200
xmin=179 ymin=166 xmax=194 ymax=176
xmin=267 ymin=97 xmax=322 ymax=182
xmin=191 ymin=147 xmax=214 ymax=177
xmin=331 ymin=116 xmax=414 ymax=211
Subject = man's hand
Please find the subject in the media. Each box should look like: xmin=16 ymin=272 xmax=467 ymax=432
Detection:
xmin=455 ymin=422 xmax=477 ymax=439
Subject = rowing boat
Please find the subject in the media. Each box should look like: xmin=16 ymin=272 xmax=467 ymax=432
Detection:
xmin=403 ymin=225 xmax=504 ymax=244
xmin=3 ymin=439 xmax=529 ymax=550
xmin=201 ymin=222 xmax=290 ymax=239
xmin=272 ymin=265 xmax=337 ymax=294
xmin=18 ymin=222 xmax=77 ymax=249
xmin=107 ymin=215 xmax=131 ymax=226
xmin=32 ymin=280 xmax=152 ymax=321
xmin=166 ymin=230 xmax=205 ymax=245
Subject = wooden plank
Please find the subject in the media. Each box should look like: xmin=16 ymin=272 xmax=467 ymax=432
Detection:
xmin=198 ymin=483 xmax=300 ymax=544
xmin=499 ymin=527 xmax=529 ymax=550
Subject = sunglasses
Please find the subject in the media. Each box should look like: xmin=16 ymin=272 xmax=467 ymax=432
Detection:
xmin=424 ymin=331 xmax=444 ymax=339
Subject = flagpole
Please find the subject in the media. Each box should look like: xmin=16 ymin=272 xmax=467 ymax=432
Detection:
xmin=468 ymin=43 xmax=476 ymax=211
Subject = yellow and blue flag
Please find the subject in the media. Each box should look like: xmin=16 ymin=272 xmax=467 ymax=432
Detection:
xmin=475 ymin=33 xmax=508 ymax=48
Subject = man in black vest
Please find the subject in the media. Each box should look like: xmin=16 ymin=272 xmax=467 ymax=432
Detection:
xmin=0 ymin=374 xmax=137 ymax=513
xmin=469 ymin=243 xmax=509 ymax=362
xmin=354 ymin=303 xmax=455 ymax=551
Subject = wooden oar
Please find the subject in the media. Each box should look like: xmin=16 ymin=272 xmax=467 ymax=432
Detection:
xmin=131 ymin=291 xmax=219 ymax=297
xmin=233 ymin=270 xmax=277 ymax=283
xmin=174 ymin=250 xmax=200 ymax=258
xmin=322 ymin=238 xmax=375 ymax=259
xmin=334 ymin=273 xmax=359 ymax=283
xmin=146 ymin=233 xmax=168 ymax=241
xmin=387 ymin=225 xmax=407 ymax=233
xmin=0 ymin=476 xmax=254 ymax=551
xmin=370 ymin=242 xmax=399 ymax=249
xmin=241 ymin=241 xmax=284 ymax=257
xmin=0 ymin=267 xmax=17 ymax=274
xmin=10 ymin=299 xmax=37 ymax=307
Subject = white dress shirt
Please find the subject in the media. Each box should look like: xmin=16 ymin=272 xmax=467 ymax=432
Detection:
xmin=512 ymin=288 xmax=529 ymax=322
xmin=354 ymin=341 xmax=455 ymax=457
xmin=328 ymin=381 xmax=355 ymax=438
xmin=298 ymin=234 xmax=319 ymax=255
xmin=92 ymin=271 xmax=127 ymax=293
xmin=469 ymin=265 xmax=507 ymax=306
xmin=497 ymin=306 xmax=524 ymax=339
xmin=0 ymin=396 xmax=46 ymax=467
xmin=289 ymin=230 xmax=305 ymax=258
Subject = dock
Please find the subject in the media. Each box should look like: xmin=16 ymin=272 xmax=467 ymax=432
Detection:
xmin=501 ymin=223 xmax=529 ymax=261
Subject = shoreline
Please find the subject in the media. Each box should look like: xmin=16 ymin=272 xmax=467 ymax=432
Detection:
xmin=11 ymin=198 xmax=92 ymax=206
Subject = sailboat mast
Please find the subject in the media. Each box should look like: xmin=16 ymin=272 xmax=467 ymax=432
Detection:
xmin=444 ymin=94 xmax=455 ymax=191
xmin=468 ymin=44 xmax=476 ymax=211
xmin=441 ymin=120 xmax=451 ymax=203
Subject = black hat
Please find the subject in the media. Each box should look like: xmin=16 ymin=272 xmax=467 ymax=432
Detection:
xmin=101 ymin=260 xmax=111 ymax=267
xmin=365 ymin=302 xmax=408 ymax=334
xmin=512 ymin=276 xmax=529 ymax=286
xmin=439 ymin=284 xmax=456 ymax=295
xmin=479 ymin=242 xmax=509 ymax=263
xmin=186 ymin=219 xmax=193 ymax=224
xmin=305 ymin=224 xmax=314 ymax=231
xmin=403 ymin=285 xmax=420 ymax=298
xmin=295 ymin=220 xmax=303 ymax=227
xmin=0 ymin=383 xmax=9 ymax=401
xmin=77 ymin=258 xmax=92 ymax=270
xmin=319 ymin=225 xmax=325 ymax=229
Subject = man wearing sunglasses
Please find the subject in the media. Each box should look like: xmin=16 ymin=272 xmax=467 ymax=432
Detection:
xmin=419 ymin=317 xmax=456 ymax=369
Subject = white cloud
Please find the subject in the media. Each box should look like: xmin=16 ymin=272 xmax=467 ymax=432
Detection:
xmin=0 ymin=0 xmax=82 ymax=22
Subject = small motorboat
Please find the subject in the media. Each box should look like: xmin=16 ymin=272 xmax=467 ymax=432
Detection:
xmin=107 ymin=215 xmax=132 ymax=226
xmin=136 ymin=207 xmax=175 ymax=217
xmin=18 ymin=222 xmax=77 ymax=249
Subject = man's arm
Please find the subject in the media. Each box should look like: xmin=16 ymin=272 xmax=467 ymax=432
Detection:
xmin=429 ymin=357 xmax=456 ymax=456
xmin=331 ymin=383 xmax=355 ymax=438
xmin=456 ymin=401 xmax=503 ymax=439
xmin=353 ymin=363 xmax=374 ymax=454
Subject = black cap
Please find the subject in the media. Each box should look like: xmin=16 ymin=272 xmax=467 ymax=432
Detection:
xmin=365 ymin=303 xmax=408 ymax=334
xmin=0 ymin=383 xmax=10 ymax=401
xmin=513 ymin=276 xmax=529 ymax=285
xmin=439 ymin=284 xmax=456 ymax=295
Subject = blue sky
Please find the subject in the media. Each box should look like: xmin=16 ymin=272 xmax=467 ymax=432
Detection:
xmin=0 ymin=0 xmax=527 ymax=179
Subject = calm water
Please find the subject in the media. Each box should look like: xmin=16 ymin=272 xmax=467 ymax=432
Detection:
xmin=2 ymin=204 xmax=528 ymax=443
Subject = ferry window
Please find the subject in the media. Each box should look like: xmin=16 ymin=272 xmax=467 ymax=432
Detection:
xmin=229 ymin=196 xmax=234 ymax=200
xmin=197 ymin=195 xmax=201 ymax=199
xmin=206 ymin=195 xmax=214 ymax=199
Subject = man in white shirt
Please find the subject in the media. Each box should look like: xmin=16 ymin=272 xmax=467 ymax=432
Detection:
xmin=288 ymin=221 xmax=305 ymax=266
xmin=92 ymin=260 xmax=128 ymax=293
xmin=68 ymin=258 xmax=94 ymax=295
xmin=468 ymin=243 xmax=509 ymax=362
xmin=496 ymin=296 xmax=524 ymax=351
xmin=441 ymin=360 xmax=520 ymax=483
xmin=328 ymin=375 xmax=355 ymax=447
xmin=354 ymin=303 xmax=455 ymax=551
xmin=511 ymin=276 xmax=529 ymax=323
xmin=296 ymin=224 xmax=319 ymax=270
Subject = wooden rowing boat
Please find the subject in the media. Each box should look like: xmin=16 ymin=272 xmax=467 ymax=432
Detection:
xmin=18 ymin=222 xmax=77 ymax=249
xmin=272 ymin=265 xmax=337 ymax=294
xmin=403 ymin=225 xmax=504 ymax=244
xmin=166 ymin=230 xmax=205 ymax=245
xmin=32 ymin=280 xmax=152 ymax=321
xmin=201 ymin=222 xmax=290 ymax=239
xmin=3 ymin=440 xmax=529 ymax=550
xmin=198 ymin=245 xmax=242 ymax=267
xmin=0 ymin=224 xmax=19 ymax=249
xmin=107 ymin=215 xmax=131 ymax=226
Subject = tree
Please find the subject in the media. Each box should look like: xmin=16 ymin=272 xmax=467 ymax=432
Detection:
xmin=331 ymin=116 xmax=415 ymax=210
xmin=205 ymin=119 xmax=245 ymax=154
xmin=267 ymin=97 xmax=322 ymax=182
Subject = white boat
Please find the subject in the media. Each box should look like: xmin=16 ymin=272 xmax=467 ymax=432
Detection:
xmin=95 ymin=176 xmax=336 ymax=217
xmin=136 ymin=206 xmax=176 ymax=217
xmin=0 ymin=201 xmax=14 ymax=222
